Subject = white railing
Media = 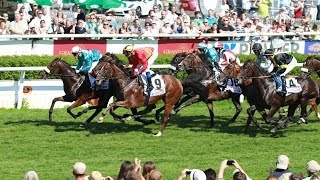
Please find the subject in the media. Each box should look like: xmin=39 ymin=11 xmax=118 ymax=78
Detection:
xmin=0 ymin=64 xmax=176 ymax=109
xmin=1 ymin=31 xmax=320 ymax=39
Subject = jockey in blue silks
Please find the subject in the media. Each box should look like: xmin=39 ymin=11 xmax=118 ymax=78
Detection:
xmin=71 ymin=46 xmax=102 ymax=89
xmin=197 ymin=41 xmax=220 ymax=72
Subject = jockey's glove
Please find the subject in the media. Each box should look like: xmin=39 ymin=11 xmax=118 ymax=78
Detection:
xmin=75 ymin=70 xmax=80 ymax=73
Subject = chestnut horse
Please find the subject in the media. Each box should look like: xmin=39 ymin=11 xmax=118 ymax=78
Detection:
xmin=93 ymin=56 xmax=183 ymax=136
xmin=238 ymin=60 xmax=319 ymax=132
xmin=177 ymin=52 xmax=242 ymax=127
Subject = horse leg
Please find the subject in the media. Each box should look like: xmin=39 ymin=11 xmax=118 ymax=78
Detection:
xmin=154 ymin=104 xmax=173 ymax=137
xmin=307 ymin=98 xmax=320 ymax=119
xmin=206 ymin=100 xmax=214 ymax=128
xmin=298 ymin=99 xmax=309 ymax=124
xmin=245 ymin=105 xmax=263 ymax=133
xmin=268 ymin=105 xmax=282 ymax=133
xmin=155 ymin=105 xmax=165 ymax=122
xmin=132 ymin=105 xmax=157 ymax=125
xmin=173 ymin=95 xmax=200 ymax=114
xmin=49 ymin=96 xmax=72 ymax=121
xmin=67 ymin=99 xmax=87 ymax=119
xmin=229 ymin=95 xmax=242 ymax=122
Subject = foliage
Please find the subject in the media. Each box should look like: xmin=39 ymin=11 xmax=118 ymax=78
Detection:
xmin=0 ymin=53 xmax=316 ymax=80
xmin=0 ymin=101 xmax=319 ymax=179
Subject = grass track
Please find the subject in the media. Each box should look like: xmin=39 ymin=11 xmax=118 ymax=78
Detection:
xmin=0 ymin=100 xmax=320 ymax=179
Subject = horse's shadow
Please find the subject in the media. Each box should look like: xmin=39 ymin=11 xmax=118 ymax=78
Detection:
xmin=4 ymin=119 xmax=153 ymax=135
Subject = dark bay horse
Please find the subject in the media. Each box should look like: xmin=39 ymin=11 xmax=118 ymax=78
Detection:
xmin=238 ymin=60 xmax=319 ymax=132
xmin=93 ymin=56 xmax=183 ymax=136
xmin=177 ymin=52 xmax=242 ymax=127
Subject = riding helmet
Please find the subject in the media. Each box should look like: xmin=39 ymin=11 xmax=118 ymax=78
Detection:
xmin=214 ymin=41 xmax=223 ymax=48
xmin=263 ymin=49 xmax=274 ymax=56
xmin=123 ymin=44 xmax=134 ymax=53
xmin=252 ymin=43 xmax=262 ymax=51
xmin=197 ymin=42 xmax=207 ymax=49
xmin=71 ymin=46 xmax=81 ymax=54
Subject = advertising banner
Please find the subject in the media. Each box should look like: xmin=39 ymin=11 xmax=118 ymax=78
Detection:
xmin=53 ymin=39 xmax=107 ymax=55
xmin=304 ymin=41 xmax=320 ymax=54
xmin=158 ymin=39 xmax=202 ymax=54
xmin=0 ymin=40 xmax=54 ymax=56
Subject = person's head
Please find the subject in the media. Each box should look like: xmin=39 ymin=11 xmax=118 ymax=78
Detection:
xmin=133 ymin=19 xmax=140 ymax=26
xmin=208 ymin=9 xmax=214 ymax=17
xmin=122 ymin=22 xmax=128 ymax=28
xmin=289 ymin=173 xmax=303 ymax=180
xmin=163 ymin=19 xmax=170 ymax=26
xmin=203 ymin=168 xmax=216 ymax=180
xmin=40 ymin=20 xmax=46 ymax=27
xmin=214 ymin=41 xmax=223 ymax=52
xmin=57 ymin=10 xmax=63 ymax=18
xmin=312 ymin=24 xmax=318 ymax=31
xmin=233 ymin=171 xmax=247 ymax=180
xmin=307 ymin=160 xmax=320 ymax=176
xmin=149 ymin=170 xmax=162 ymax=180
xmin=88 ymin=171 xmax=106 ymax=180
xmin=14 ymin=13 xmax=21 ymax=21
xmin=153 ymin=5 xmax=159 ymax=12
xmin=194 ymin=11 xmax=202 ymax=18
xmin=142 ymin=161 xmax=156 ymax=178
xmin=117 ymin=160 xmax=134 ymax=180
xmin=163 ymin=2 xmax=169 ymax=10
xmin=0 ymin=21 xmax=6 ymax=28
xmin=263 ymin=49 xmax=274 ymax=60
xmin=145 ymin=22 xmax=151 ymax=29
xmin=310 ymin=174 xmax=320 ymax=180
xmin=77 ymin=19 xmax=84 ymax=27
xmin=24 ymin=171 xmax=39 ymax=180
xmin=171 ymin=6 xmax=177 ymax=13
xmin=276 ymin=155 xmax=290 ymax=170
xmin=37 ymin=10 xmax=43 ymax=18
xmin=2 ymin=13 xmax=8 ymax=21
xmin=252 ymin=43 xmax=263 ymax=56
xmin=189 ymin=169 xmax=207 ymax=180
xmin=73 ymin=162 xmax=87 ymax=180
xmin=266 ymin=175 xmax=277 ymax=180
xmin=197 ymin=41 xmax=207 ymax=53
xmin=72 ymin=46 xmax=82 ymax=57
xmin=222 ymin=17 xmax=229 ymax=25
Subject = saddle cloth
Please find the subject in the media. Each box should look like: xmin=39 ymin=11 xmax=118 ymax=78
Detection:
xmin=285 ymin=77 xmax=302 ymax=96
xmin=225 ymin=78 xmax=242 ymax=94
xmin=142 ymin=74 xmax=166 ymax=97
xmin=89 ymin=74 xmax=109 ymax=90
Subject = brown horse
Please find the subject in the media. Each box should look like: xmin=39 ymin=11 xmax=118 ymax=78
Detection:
xmin=93 ymin=56 xmax=183 ymax=136
xmin=177 ymin=52 xmax=242 ymax=127
xmin=238 ymin=60 xmax=319 ymax=132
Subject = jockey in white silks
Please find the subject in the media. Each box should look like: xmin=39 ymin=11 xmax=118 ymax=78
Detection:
xmin=252 ymin=42 xmax=274 ymax=73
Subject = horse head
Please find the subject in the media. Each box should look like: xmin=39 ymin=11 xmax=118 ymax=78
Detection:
xmin=237 ymin=60 xmax=256 ymax=86
xmin=303 ymin=56 xmax=320 ymax=75
xmin=169 ymin=52 xmax=188 ymax=74
xmin=41 ymin=58 xmax=76 ymax=79
xmin=178 ymin=52 xmax=202 ymax=71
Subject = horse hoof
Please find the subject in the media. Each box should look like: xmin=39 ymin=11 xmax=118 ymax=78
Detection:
xmin=98 ymin=117 xmax=104 ymax=123
xmin=123 ymin=116 xmax=133 ymax=121
xmin=300 ymin=117 xmax=306 ymax=123
xmin=317 ymin=113 xmax=320 ymax=119
xmin=49 ymin=117 xmax=52 ymax=121
xmin=153 ymin=131 xmax=162 ymax=137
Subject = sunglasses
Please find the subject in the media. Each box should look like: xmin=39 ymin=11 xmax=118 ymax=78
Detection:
xmin=204 ymin=22 xmax=208 ymax=23
xmin=38 ymin=13 xmax=43 ymax=14
xmin=103 ymin=24 xmax=108 ymax=25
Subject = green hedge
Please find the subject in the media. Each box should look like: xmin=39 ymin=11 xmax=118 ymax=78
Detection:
xmin=0 ymin=53 xmax=318 ymax=80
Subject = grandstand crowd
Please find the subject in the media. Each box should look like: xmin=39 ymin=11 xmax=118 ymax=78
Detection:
xmin=23 ymin=155 xmax=320 ymax=180
xmin=1 ymin=0 xmax=320 ymax=41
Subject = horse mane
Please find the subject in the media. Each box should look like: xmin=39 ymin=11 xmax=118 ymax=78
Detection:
xmin=104 ymin=52 xmax=125 ymax=69
xmin=53 ymin=57 xmax=74 ymax=70
xmin=306 ymin=55 xmax=320 ymax=62
xmin=244 ymin=59 xmax=269 ymax=75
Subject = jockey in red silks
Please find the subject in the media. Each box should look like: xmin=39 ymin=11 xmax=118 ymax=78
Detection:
xmin=213 ymin=41 xmax=241 ymax=71
xmin=122 ymin=44 xmax=155 ymax=104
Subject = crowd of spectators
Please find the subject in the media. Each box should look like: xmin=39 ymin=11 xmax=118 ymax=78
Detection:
xmin=1 ymin=0 xmax=320 ymax=41
xmin=23 ymin=155 xmax=320 ymax=180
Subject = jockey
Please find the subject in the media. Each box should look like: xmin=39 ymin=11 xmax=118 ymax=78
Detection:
xmin=271 ymin=38 xmax=298 ymax=76
xmin=214 ymin=41 xmax=241 ymax=71
xmin=252 ymin=43 xmax=274 ymax=73
xmin=71 ymin=46 xmax=102 ymax=89
xmin=122 ymin=44 xmax=155 ymax=103
xmin=264 ymin=48 xmax=297 ymax=95
xmin=197 ymin=41 xmax=219 ymax=72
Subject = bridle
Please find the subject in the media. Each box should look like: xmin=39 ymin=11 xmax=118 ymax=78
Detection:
xmin=238 ymin=62 xmax=272 ymax=80
xmin=45 ymin=60 xmax=75 ymax=77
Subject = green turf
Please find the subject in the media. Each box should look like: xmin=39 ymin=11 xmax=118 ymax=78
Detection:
xmin=0 ymin=101 xmax=319 ymax=179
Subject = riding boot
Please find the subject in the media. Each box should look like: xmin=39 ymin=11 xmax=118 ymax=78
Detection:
xmin=281 ymin=76 xmax=286 ymax=94
xmin=144 ymin=72 xmax=154 ymax=105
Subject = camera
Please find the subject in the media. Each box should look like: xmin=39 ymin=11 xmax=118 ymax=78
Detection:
xmin=227 ymin=160 xmax=234 ymax=165
xmin=186 ymin=170 xmax=192 ymax=175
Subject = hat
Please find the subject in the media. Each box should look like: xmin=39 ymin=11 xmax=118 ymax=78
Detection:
xmin=276 ymin=155 xmax=289 ymax=169
xmin=256 ymin=23 xmax=264 ymax=28
xmin=88 ymin=171 xmax=106 ymax=180
xmin=164 ymin=19 xmax=170 ymax=24
xmin=0 ymin=17 xmax=5 ymax=22
xmin=163 ymin=2 xmax=169 ymax=7
xmin=307 ymin=160 xmax=320 ymax=173
xmin=24 ymin=171 xmax=39 ymax=180
xmin=105 ymin=16 xmax=112 ymax=20
xmin=73 ymin=162 xmax=86 ymax=175
xmin=190 ymin=169 xmax=206 ymax=180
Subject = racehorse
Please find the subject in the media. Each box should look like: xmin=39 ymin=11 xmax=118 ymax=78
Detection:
xmin=177 ymin=52 xmax=242 ymax=127
xmin=93 ymin=55 xmax=183 ymax=136
xmin=40 ymin=57 xmax=143 ymax=125
xmin=237 ymin=60 xmax=319 ymax=132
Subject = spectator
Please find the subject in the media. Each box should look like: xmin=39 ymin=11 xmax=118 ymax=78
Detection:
xmin=29 ymin=10 xmax=45 ymax=29
xmin=105 ymin=11 xmax=118 ymax=30
xmin=118 ymin=22 xmax=131 ymax=35
xmin=178 ymin=169 xmax=207 ymax=180
xmin=218 ymin=16 xmax=236 ymax=41
xmin=162 ymin=2 xmax=172 ymax=20
xmin=240 ymin=13 xmax=249 ymax=25
xmin=263 ymin=16 xmax=272 ymax=32
xmin=149 ymin=170 xmax=162 ymax=180
xmin=255 ymin=0 xmax=272 ymax=18
xmin=56 ymin=10 xmax=65 ymax=25
xmin=9 ymin=13 xmax=28 ymax=35
xmin=142 ymin=22 xmax=155 ymax=40
xmin=311 ymin=24 xmax=320 ymax=40
xmin=24 ymin=170 xmax=39 ymax=180
xmin=142 ymin=161 xmax=156 ymax=179
xmin=205 ymin=9 xmax=218 ymax=27
xmin=150 ymin=21 xmax=160 ymax=35
xmin=48 ymin=17 xmax=64 ymax=34
xmin=126 ymin=158 xmax=144 ymax=180
xmin=199 ymin=19 xmax=210 ymax=33
xmin=159 ymin=19 xmax=173 ymax=35
xmin=303 ymin=160 xmax=320 ymax=180
xmin=204 ymin=168 xmax=217 ymax=180
xmin=186 ymin=21 xmax=201 ymax=38
xmin=206 ymin=23 xmax=219 ymax=41
xmin=159 ymin=11 xmax=167 ymax=24
xmin=117 ymin=160 xmax=134 ymax=180
xmin=74 ymin=19 xmax=86 ymax=34
xmin=193 ymin=11 xmax=203 ymax=27
xmin=171 ymin=6 xmax=179 ymax=22
xmin=86 ymin=14 xmax=98 ymax=39
xmin=73 ymin=162 xmax=87 ymax=180
xmin=87 ymin=170 xmax=113 ymax=180
xmin=270 ymin=155 xmax=293 ymax=178
xmin=99 ymin=19 xmax=115 ymax=37
xmin=129 ymin=19 xmax=143 ymax=35
xmin=266 ymin=175 xmax=278 ymax=180
xmin=217 ymin=159 xmax=252 ymax=180
xmin=0 ymin=18 xmax=9 ymax=35
xmin=292 ymin=0 xmax=304 ymax=18
xmin=19 ymin=13 xmax=29 ymax=28
xmin=179 ymin=8 xmax=190 ymax=25
xmin=64 ymin=20 xmax=74 ymax=34
xmin=153 ymin=5 xmax=161 ymax=19
xmin=2 ymin=13 xmax=10 ymax=26
xmin=36 ymin=20 xmax=48 ymax=35
xmin=19 ymin=5 xmax=30 ymax=22
xmin=290 ymin=173 xmax=303 ymax=180
xmin=234 ymin=18 xmax=245 ymax=41
xmin=172 ymin=17 xmax=186 ymax=34
xmin=221 ymin=0 xmax=230 ymax=16
xmin=301 ymin=21 xmax=311 ymax=40
xmin=26 ymin=25 xmax=37 ymax=35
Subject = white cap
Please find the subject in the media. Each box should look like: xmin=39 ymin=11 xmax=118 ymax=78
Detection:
xmin=190 ymin=169 xmax=206 ymax=180
xmin=71 ymin=46 xmax=82 ymax=54
xmin=73 ymin=162 xmax=86 ymax=175
xmin=276 ymin=155 xmax=289 ymax=169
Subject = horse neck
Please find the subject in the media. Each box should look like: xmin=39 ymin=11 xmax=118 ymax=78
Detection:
xmin=58 ymin=62 xmax=81 ymax=89
xmin=110 ymin=64 xmax=134 ymax=93
xmin=251 ymin=64 xmax=275 ymax=97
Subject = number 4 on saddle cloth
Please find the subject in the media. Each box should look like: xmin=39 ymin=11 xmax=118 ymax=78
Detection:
xmin=283 ymin=77 xmax=302 ymax=96
xmin=139 ymin=74 xmax=166 ymax=97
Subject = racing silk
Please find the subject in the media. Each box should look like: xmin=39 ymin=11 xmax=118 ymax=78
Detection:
xmin=272 ymin=52 xmax=293 ymax=74
xmin=204 ymin=47 xmax=218 ymax=63
xmin=128 ymin=47 xmax=154 ymax=74
xmin=257 ymin=50 xmax=273 ymax=73
xmin=218 ymin=49 xmax=240 ymax=71
xmin=76 ymin=49 xmax=102 ymax=73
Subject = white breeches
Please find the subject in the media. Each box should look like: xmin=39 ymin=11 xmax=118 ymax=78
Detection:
xmin=89 ymin=61 xmax=99 ymax=73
